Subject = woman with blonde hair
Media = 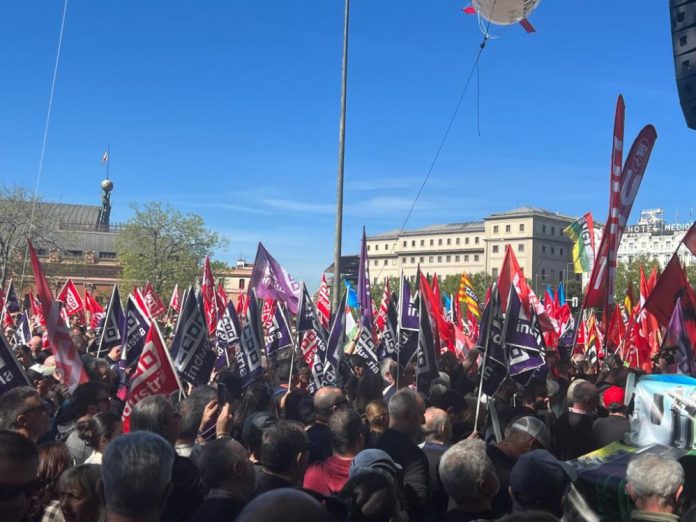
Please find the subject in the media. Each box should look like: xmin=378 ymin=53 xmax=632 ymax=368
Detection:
xmin=364 ymin=399 xmax=389 ymax=448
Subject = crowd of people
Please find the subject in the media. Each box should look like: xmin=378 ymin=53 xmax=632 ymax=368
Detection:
xmin=0 ymin=325 xmax=693 ymax=522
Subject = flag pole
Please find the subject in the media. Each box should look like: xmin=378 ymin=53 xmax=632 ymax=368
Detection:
xmin=473 ymin=283 xmax=497 ymax=434
xmin=331 ymin=0 xmax=351 ymax=314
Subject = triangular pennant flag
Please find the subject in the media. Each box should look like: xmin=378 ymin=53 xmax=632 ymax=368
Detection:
xmin=122 ymin=325 xmax=182 ymax=431
xmin=28 ymin=241 xmax=88 ymax=391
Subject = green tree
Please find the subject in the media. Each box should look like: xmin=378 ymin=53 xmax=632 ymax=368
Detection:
xmin=116 ymin=202 xmax=226 ymax=295
xmin=0 ymin=185 xmax=58 ymax=288
xmin=613 ymin=254 xmax=661 ymax=304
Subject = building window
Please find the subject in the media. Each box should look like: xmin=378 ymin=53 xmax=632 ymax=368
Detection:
xmin=411 ymin=257 xmax=415 ymax=263
xmin=239 ymin=279 xmax=245 ymax=290
xmin=518 ymin=244 xmax=524 ymax=253
xmin=492 ymin=245 xmax=499 ymax=254
xmin=438 ymin=239 xmax=443 ymax=246
xmin=474 ymin=255 xmax=479 ymax=262
xmin=464 ymin=255 xmax=469 ymax=262
xmin=98 ymin=251 xmax=117 ymax=260
xmin=493 ymin=225 xmax=499 ymax=233
xmin=437 ymin=256 xmax=442 ymax=263
xmin=430 ymin=239 xmax=434 ymax=246
xmin=505 ymin=225 xmax=511 ymax=233
xmin=465 ymin=237 xmax=469 ymax=245
xmin=412 ymin=240 xmax=416 ymax=247
xmin=519 ymin=224 xmax=525 ymax=232
xmin=492 ymin=268 xmax=498 ymax=278
xmin=542 ymin=225 xmax=547 ymax=233
xmin=455 ymin=255 xmax=460 ymax=262
xmin=475 ymin=237 xmax=480 ymax=244
xmin=542 ymin=245 xmax=547 ymax=253
xmin=429 ymin=256 xmax=434 ymax=263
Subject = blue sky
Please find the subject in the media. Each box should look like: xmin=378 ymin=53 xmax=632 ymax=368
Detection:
xmin=0 ymin=1 xmax=693 ymax=288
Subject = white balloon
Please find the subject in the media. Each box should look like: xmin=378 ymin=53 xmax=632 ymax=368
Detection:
xmin=472 ymin=0 xmax=541 ymax=26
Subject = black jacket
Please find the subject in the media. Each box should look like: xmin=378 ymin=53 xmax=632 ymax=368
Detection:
xmin=377 ymin=428 xmax=431 ymax=520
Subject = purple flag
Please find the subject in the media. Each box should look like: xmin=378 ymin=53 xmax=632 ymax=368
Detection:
xmin=399 ymin=275 xmax=419 ymax=331
xmin=476 ymin=284 xmax=508 ymax=396
xmin=0 ymin=332 xmax=31 ymax=394
xmin=215 ymin=301 xmax=241 ymax=368
xmin=249 ymin=243 xmax=301 ymax=314
xmin=357 ymin=228 xmax=374 ymax=329
xmin=663 ymin=298 xmax=695 ymax=377
xmin=323 ymin=292 xmax=346 ymax=386
xmin=265 ymin=304 xmax=293 ymax=359
xmin=120 ymin=294 xmax=151 ymax=368
xmin=503 ymin=287 xmax=546 ymax=382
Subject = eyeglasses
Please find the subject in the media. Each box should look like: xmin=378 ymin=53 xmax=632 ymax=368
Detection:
xmin=0 ymin=479 xmax=41 ymax=501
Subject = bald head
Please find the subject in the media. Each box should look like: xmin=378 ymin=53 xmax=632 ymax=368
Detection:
xmin=423 ymin=407 xmax=451 ymax=444
xmin=236 ymin=488 xmax=334 ymax=522
xmin=313 ymin=387 xmax=345 ymax=422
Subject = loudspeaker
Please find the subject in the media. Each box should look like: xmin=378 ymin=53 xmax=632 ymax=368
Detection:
xmin=670 ymin=0 xmax=696 ymax=130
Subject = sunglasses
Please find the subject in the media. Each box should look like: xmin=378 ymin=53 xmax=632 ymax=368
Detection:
xmin=0 ymin=479 xmax=41 ymax=501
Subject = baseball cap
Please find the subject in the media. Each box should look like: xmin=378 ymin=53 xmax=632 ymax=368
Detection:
xmin=509 ymin=449 xmax=577 ymax=512
xmin=350 ymin=449 xmax=402 ymax=479
xmin=510 ymin=416 xmax=550 ymax=449
xmin=602 ymin=386 xmax=625 ymax=408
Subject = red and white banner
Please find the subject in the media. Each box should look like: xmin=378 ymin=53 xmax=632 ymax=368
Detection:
xmin=57 ymin=279 xmax=85 ymax=316
xmin=201 ymin=256 xmax=218 ymax=334
xmin=28 ymin=241 xmax=88 ymax=391
xmin=585 ymin=97 xmax=657 ymax=311
xmin=316 ymin=274 xmax=331 ymax=332
xmin=169 ymin=283 xmax=180 ymax=314
xmin=143 ymin=282 xmax=167 ymax=318
xmin=122 ymin=325 xmax=181 ymax=431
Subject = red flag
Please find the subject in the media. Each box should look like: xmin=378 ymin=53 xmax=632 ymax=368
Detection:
xmin=316 ymin=274 xmax=331 ymax=332
xmin=28 ymin=241 xmax=88 ymax=391
xmin=29 ymin=292 xmax=46 ymax=328
xmin=375 ymin=279 xmax=391 ymax=334
xmin=419 ymin=273 xmax=454 ymax=352
xmin=84 ymin=291 xmax=104 ymax=330
xmin=644 ymin=254 xmax=690 ymax=327
xmin=122 ymin=325 xmax=181 ymax=432
xmin=169 ymin=284 xmax=180 ymax=314
xmin=57 ymin=279 xmax=85 ymax=316
xmin=201 ymin=256 xmax=218 ymax=334
xmin=585 ymin=115 xmax=657 ymax=310
xmin=216 ymin=282 xmax=228 ymax=316
xmin=143 ymin=282 xmax=167 ymax=318
xmin=682 ymin=221 xmax=696 ymax=257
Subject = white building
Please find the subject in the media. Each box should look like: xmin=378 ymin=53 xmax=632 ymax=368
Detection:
xmin=617 ymin=209 xmax=695 ymax=268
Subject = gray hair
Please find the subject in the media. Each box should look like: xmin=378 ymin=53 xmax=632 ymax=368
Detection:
xmin=102 ymin=432 xmax=175 ymax=517
xmin=439 ymin=439 xmax=497 ymax=504
xmin=626 ymin=453 xmax=684 ymax=503
xmin=388 ymin=389 xmax=418 ymax=422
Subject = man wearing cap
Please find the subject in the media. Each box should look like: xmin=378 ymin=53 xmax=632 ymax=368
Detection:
xmin=509 ymin=449 xmax=577 ymax=518
xmin=486 ymin=416 xmax=550 ymax=517
xmin=592 ymin=385 xmax=630 ymax=448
